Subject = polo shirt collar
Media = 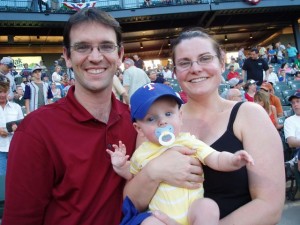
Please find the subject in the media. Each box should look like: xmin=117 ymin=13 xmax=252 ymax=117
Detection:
xmin=65 ymin=85 xmax=125 ymax=124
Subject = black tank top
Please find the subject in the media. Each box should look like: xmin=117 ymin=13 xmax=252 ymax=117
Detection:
xmin=203 ymin=102 xmax=251 ymax=219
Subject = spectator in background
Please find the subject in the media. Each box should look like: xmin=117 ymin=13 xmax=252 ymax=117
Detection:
xmin=0 ymin=57 xmax=16 ymax=101
xmin=0 ymin=75 xmax=24 ymax=175
xmin=268 ymin=44 xmax=277 ymax=64
xmin=20 ymin=77 xmax=28 ymax=91
xmin=254 ymin=90 xmax=283 ymax=130
xmin=264 ymin=64 xmax=279 ymax=84
xmin=221 ymin=78 xmax=245 ymax=101
xmin=52 ymin=65 xmax=62 ymax=85
xmin=148 ymin=69 xmax=165 ymax=84
xmin=227 ymin=57 xmax=240 ymax=71
xmin=13 ymin=85 xmax=25 ymax=107
xmin=226 ymin=88 xmax=243 ymax=102
xmin=24 ymin=65 xmax=53 ymax=115
xmin=284 ymin=91 xmax=300 ymax=198
xmin=226 ymin=65 xmax=241 ymax=80
xmin=39 ymin=60 xmax=48 ymax=78
xmin=286 ymin=43 xmax=298 ymax=64
xmin=50 ymin=82 xmax=62 ymax=99
xmin=42 ymin=74 xmax=50 ymax=85
xmin=260 ymin=82 xmax=283 ymax=117
xmin=162 ymin=66 xmax=172 ymax=79
xmin=123 ymin=58 xmax=150 ymax=102
xmin=19 ymin=63 xmax=32 ymax=78
xmin=258 ymin=45 xmax=268 ymax=63
xmin=243 ymin=79 xmax=257 ymax=102
xmin=112 ymin=75 xmax=129 ymax=104
xmin=133 ymin=54 xmax=144 ymax=70
xmin=62 ymin=78 xmax=75 ymax=96
xmin=238 ymin=47 xmax=246 ymax=67
xmin=61 ymin=72 xmax=69 ymax=88
xmin=242 ymin=48 xmax=269 ymax=86
xmin=295 ymin=71 xmax=300 ymax=81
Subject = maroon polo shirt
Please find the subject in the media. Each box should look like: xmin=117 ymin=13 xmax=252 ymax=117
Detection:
xmin=3 ymin=86 xmax=137 ymax=225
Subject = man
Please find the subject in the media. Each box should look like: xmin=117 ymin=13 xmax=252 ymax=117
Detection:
xmin=221 ymin=78 xmax=245 ymax=101
xmin=162 ymin=66 xmax=172 ymax=79
xmin=133 ymin=54 xmax=144 ymax=69
xmin=23 ymin=65 xmax=53 ymax=115
xmin=226 ymin=88 xmax=243 ymax=102
xmin=264 ymin=64 xmax=279 ymax=84
xmin=286 ymin=43 xmax=298 ymax=64
xmin=13 ymin=85 xmax=25 ymax=107
xmin=0 ymin=75 xmax=24 ymax=176
xmin=284 ymin=91 xmax=300 ymax=199
xmin=226 ymin=65 xmax=241 ymax=80
xmin=19 ymin=63 xmax=32 ymax=78
xmin=2 ymin=8 xmax=137 ymax=225
xmin=260 ymin=82 xmax=283 ymax=117
xmin=242 ymin=48 xmax=269 ymax=86
xmin=0 ymin=57 xmax=16 ymax=100
xmin=226 ymin=58 xmax=240 ymax=71
xmin=148 ymin=69 xmax=166 ymax=84
xmin=123 ymin=58 xmax=150 ymax=101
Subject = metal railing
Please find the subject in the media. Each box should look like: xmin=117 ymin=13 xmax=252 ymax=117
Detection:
xmin=0 ymin=0 xmax=229 ymax=13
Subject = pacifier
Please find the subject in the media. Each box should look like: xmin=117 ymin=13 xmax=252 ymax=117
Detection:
xmin=155 ymin=125 xmax=176 ymax=146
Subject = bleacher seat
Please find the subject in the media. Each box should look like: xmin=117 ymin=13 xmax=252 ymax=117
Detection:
xmin=282 ymin=89 xmax=296 ymax=98
xmin=273 ymin=84 xmax=291 ymax=92
xmin=290 ymin=83 xmax=300 ymax=91
xmin=282 ymin=106 xmax=294 ymax=117
xmin=277 ymin=116 xmax=286 ymax=125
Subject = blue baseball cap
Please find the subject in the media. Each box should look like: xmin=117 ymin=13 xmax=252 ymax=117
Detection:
xmin=288 ymin=91 xmax=300 ymax=102
xmin=130 ymin=83 xmax=183 ymax=121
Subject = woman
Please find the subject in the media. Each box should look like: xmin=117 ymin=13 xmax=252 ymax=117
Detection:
xmin=124 ymin=27 xmax=285 ymax=225
xmin=0 ymin=75 xmax=24 ymax=175
xmin=243 ymin=79 xmax=257 ymax=102
xmin=50 ymin=82 xmax=61 ymax=99
xmin=254 ymin=90 xmax=283 ymax=130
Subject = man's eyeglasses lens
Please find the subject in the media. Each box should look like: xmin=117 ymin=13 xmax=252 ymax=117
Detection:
xmin=71 ymin=43 xmax=118 ymax=54
xmin=176 ymin=55 xmax=216 ymax=71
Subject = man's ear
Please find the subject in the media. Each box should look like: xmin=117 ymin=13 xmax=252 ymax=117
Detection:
xmin=133 ymin=122 xmax=146 ymax=137
xmin=118 ymin=46 xmax=124 ymax=67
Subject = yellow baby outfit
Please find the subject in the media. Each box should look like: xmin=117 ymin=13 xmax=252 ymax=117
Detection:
xmin=130 ymin=132 xmax=216 ymax=225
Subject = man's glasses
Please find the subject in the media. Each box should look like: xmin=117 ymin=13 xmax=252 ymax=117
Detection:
xmin=70 ymin=43 xmax=119 ymax=54
xmin=175 ymin=54 xmax=217 ymax=72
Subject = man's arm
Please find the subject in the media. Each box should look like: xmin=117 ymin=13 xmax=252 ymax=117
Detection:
xmin=286 ymin=136 xmax=300 ymax=148
xmin=2 ymin=130 xmax=54 ymax=224
xmin=25 ymin=99 xmax=30 ymax=115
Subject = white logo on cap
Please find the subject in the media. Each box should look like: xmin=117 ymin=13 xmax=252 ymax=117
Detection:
xmin=143 ymin=83 xmax=155 ymax=91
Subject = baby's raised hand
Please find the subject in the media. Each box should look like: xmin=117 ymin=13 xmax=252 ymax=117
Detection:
xmin=232 ymin=150 xmax=254 ymax=168
xmin=106 ymin=141 xmax=129 ymax=168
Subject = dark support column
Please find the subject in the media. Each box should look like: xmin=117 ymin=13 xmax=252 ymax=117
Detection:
xmin=292 ymin=18 xmax=300 ymax=51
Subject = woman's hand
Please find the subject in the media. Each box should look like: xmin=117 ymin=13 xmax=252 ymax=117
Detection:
xmin=147 ymin=146 xmax=203 ymax=189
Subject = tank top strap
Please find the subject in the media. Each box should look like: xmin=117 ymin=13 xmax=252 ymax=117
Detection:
xmin=227 ymin=102 xmax=245 ymax=132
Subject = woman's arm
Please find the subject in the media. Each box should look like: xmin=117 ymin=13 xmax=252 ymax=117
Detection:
xmin=220 ymin=103 xmax=285 ymax=225
xmin=272 ymin=105 xmax=283 ymax=130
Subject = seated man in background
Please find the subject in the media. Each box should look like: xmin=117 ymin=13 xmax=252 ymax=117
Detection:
xmin=284 ymin=91 xmax=300 ymax=199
